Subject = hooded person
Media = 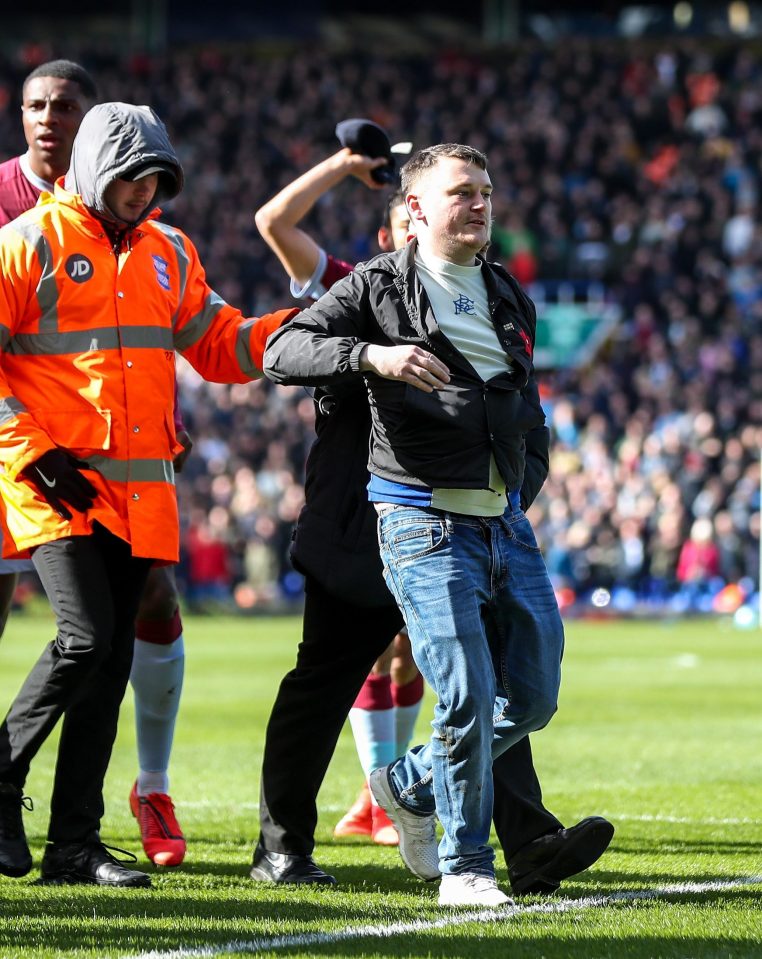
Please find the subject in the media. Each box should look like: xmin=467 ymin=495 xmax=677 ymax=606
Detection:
xmin=0 ymin=102 xmax=296 ymax=887
xmin=65 ymin=102 xmax=183 ymax=229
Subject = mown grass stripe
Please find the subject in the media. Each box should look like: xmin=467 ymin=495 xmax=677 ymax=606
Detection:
xmin=178 ymin=801 xmax=762 ymax=827
xmin=600 ymin=813 xmax=762 ymax=826
xmin=125 ymin=876 xmax=762 ymax=959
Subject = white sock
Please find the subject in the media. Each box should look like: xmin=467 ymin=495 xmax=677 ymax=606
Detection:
xmin=348 ymin=673 xmax=397 ymax=783
xmin=349 ymin=707 xmax=397 ymax=782
xmin=392 ymin=674 xmax=425 ymax=757
xmin=395 ymin=701 xmax=424 ymax=757
xmin=130 ymin=634 xmax=184 ymax=796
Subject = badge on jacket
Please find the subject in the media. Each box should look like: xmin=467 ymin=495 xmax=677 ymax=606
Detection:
xmin=152 ymin=255 xmax=171 ymax=291
xmin=66 ymin=254 xmax=94 ymax=283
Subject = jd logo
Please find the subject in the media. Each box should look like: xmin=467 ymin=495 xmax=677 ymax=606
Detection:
xmin=65 ymin=254 xmax=94 ymax=283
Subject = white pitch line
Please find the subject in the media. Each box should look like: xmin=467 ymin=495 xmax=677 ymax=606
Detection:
xmin=125 ymin=875 xmax=762 ymax=959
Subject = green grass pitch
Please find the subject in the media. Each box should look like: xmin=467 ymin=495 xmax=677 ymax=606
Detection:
xmin=0 ymin=611 xmax=760 ymax=958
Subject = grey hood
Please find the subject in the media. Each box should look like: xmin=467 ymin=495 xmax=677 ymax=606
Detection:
xmin=65 ymin=102 xmax=184 ymax=226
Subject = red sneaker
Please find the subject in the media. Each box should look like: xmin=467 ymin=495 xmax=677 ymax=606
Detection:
xmin=371 ymin=803 xmax=399 ymax=846
xmin=129 ymin=781 xmax=186 ymax=867
xmin=333 ymin=782 xmax=373 ymax=838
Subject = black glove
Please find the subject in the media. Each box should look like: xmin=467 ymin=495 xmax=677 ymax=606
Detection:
xmin=22 ymin=448 xmax=97 ymax=521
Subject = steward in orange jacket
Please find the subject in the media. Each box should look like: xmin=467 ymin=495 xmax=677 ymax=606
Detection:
xmin=0 ymin=102 xmax=293 ymax=564
xmin=0 ymin=102 xmax=295 ymax=887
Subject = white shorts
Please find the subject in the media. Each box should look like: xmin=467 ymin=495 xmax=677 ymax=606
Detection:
xmin=0 ymin=528 xmax=34 ymax=573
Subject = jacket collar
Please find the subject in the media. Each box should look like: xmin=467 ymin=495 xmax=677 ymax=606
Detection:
xmin=388 ymin=239 xmax=520 ymax=304
xmin=389 ymin=239 xmax=525 ymax=321
xmin=375 ymin=239 xmax=534 ymax=382
xmin=48 ymin=181 xmax=161 ymax=245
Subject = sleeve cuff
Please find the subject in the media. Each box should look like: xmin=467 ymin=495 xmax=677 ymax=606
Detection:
xmin=349 ymin=342 xmax=368 ymax=373
xmin=289 ymin=248 xmax=329 ymax=301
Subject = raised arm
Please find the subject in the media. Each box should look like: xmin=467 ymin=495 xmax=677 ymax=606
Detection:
xmin=254 ymin=148 xmax=387 ymax=289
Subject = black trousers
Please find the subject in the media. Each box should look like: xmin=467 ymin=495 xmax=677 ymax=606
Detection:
xmin=0 ymin=524 xmax=151 ymax=842
xmin=259 ymin=574 xmax=562 ymax=859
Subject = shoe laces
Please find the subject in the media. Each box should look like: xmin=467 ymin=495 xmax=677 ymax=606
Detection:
xmin=0 ymin=789 xmax=32 ymax=839
xmin=138 ymin=793 xmax=183 ymax=841
xmin=94 ymin=842 xmax=139 ymax=866
xmin=458 ymin=872 xmax=499 ymax=893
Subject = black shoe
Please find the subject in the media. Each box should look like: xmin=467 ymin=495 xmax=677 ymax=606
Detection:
xmin=249 ymin=840 xmax=336 ymax=885
xmin=0 ymin=782 xmax=33 ymax=878
xmin=39 ymin=841 xmax=151 ymax=887
xmin=508 ymin=816 xmax=615 ymax=895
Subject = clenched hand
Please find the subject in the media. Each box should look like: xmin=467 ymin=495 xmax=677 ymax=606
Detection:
xmin=360 ymin=344 xmax=450 ymax=393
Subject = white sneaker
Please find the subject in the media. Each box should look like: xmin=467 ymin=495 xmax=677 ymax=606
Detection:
xmin=368 ymin=766 xmax=439 ymax=881
xmin=438 ymin=872 xmax=514 ymax=908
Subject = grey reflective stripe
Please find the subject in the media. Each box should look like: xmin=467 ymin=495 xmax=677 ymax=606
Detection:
xmin=9 ymin=222 xmax=58 ymax=333
xmin=85 ymin=455 xmax=175 ymax=484
xmin=118 ymin=327 xmax=174 ymax=349
xmin=0 ymin=396 xmax=27 ymax=425
xmin=235 ymin=318 xmax=264 ymax=379
xmin=173 ymin=290 xmax=226 ymax=352
xmin=6 ymin=325 xmax=173 ymax=356
xmin=0 ymin=327 xmax=10 ymax=351
xmin=153 ymin=221 xmax=189 ymax=328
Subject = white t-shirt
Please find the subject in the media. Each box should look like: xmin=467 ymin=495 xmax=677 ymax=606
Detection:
xmin=413 ymin=248 xmax=511 ymax=516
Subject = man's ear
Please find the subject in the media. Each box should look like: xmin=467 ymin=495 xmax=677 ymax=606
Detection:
xmin=377 ymin=227 xmax=394 ymax=253
xmin=407 ymin=193 xmax=426 ymax=224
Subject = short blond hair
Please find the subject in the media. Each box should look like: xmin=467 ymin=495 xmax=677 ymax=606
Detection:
xmin=400 ymin=143 xmax=488 ymax=194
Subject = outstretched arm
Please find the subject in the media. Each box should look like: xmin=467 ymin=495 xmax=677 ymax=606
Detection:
xmin=264 ymin=269 xmax=449 ymax=393
xmin=254 ymin=148 xmax=388 ymax=288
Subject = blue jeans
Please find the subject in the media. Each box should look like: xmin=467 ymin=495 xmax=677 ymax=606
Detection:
xmin=378 ymin=503 xmax=564 ymax=876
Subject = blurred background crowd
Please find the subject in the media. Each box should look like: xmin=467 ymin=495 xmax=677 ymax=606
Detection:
xmin=1 ymin=11 xmax=760 ymax=619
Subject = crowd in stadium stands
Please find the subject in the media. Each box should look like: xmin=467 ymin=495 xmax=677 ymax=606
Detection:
xmin=0 ymin=38 xmax=759 ymax=616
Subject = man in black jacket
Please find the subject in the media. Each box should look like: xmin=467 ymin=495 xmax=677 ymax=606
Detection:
xmin=253 ymin=147 xmax=613 ymax=899
xmin=264 ymin=144 xmax=578 ymax=908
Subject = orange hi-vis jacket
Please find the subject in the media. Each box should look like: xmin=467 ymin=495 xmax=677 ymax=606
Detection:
xmin=0 ymin=184 xmax=295 ymax=562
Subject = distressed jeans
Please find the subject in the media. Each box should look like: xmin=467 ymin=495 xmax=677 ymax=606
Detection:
xmin=378 ymin=502 xmax=564 ymax=876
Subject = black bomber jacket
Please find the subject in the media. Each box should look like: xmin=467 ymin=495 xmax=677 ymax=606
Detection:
xmin=264 ymin=239 xmax=548 ymax=498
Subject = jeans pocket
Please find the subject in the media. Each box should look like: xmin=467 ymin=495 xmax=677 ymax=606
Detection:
xmin=504 ymin=515 xmax=542 ymax=552
xmin=384 ymin=519 xmax=448 ymax=565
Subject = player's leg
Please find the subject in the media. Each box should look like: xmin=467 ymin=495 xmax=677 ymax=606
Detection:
xmin=128 ymin=564 xmax=186 ymax=866
xmin=0 ymin=572 xmax=18 ymax=639
xmin=0 ymin=543 xmax=37 ymax=640
xmin=335 ymin=643 xmax=398 ymax=845
xmin=348 ymin=627 xmax=425 ymax=847
xmin=389 ymin=627 xmax=424 ymax=757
